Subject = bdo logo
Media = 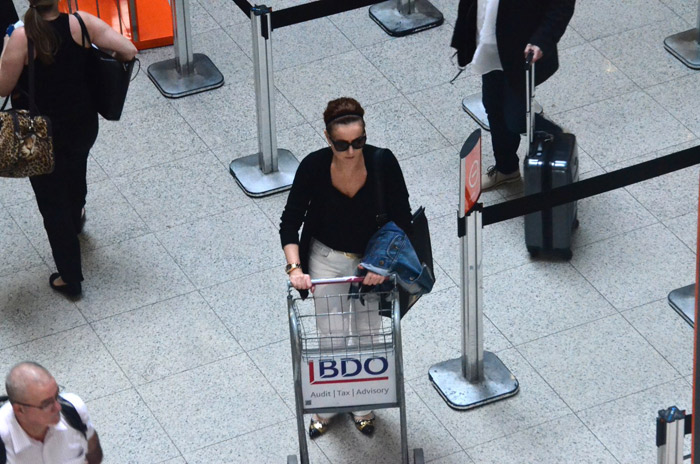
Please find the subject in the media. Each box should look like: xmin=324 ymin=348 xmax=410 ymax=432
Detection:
xmin=309 ymin=357 xmax=390 ymax=384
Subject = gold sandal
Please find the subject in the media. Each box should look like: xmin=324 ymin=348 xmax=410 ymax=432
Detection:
xmin=351 ymin=412 xmax=375 ymax=436
xmin=308 ymin=415 xmax=330 ymax=439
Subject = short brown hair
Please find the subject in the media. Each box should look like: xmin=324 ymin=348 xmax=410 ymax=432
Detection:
xmin=323 ymin=97 xmax=365 ymax=135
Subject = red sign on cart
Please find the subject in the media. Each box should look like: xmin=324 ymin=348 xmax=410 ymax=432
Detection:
xmin=460 ymin=129 xmax=482 ymax=216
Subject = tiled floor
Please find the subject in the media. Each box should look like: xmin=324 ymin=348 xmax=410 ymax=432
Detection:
xmin=2 ymin=0 xmax=699 ymax=462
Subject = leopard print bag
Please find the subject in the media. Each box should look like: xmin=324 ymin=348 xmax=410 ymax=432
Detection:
xmin=0 ymin=40 xmax=54 ymax=178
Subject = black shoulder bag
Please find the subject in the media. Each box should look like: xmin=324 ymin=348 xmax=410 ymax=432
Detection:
xmin=74 ymin=12 xmax=138 ymax=121
xmin=374 ymin=149 xmax=435 ymax=317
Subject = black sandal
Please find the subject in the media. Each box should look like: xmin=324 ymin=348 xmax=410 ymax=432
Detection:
xmin=49 ymin=273 xmax=82 ymax=298
xmin=308 ymin=415 xmax=330 ymax=439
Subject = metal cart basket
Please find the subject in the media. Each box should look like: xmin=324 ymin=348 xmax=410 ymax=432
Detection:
xmin=286 ymin=276 xmax=424 ymax=464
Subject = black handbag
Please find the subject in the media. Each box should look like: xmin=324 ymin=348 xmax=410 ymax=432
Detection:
xmin=74 ymin=13 xmax=137 ymax=121
xmin=374 ymin=149 xmax=435 ymax=317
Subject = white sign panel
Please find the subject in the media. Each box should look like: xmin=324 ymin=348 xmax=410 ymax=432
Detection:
xmin=301 ymin=353 xmax=397 ymax=409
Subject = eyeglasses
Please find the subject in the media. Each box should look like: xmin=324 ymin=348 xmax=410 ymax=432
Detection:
xmin=12 ymin=385 xmax=63 ymax=411
xmin=329 ymin=134 xmax=367 ymax=152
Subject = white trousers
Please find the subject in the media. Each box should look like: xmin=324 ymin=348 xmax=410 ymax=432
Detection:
xmin=308 ymin=239 xmax=378 ymax=418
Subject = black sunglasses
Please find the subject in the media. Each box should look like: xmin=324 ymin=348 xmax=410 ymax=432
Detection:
xmin=329 ymin=134 xmax=367 ymax=152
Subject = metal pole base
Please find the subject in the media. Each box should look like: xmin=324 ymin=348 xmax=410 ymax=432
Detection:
xmin=462 ymin=93 xmax=544 ymax=132
xmin=369 ymin=0 xmax=444 ymax=37
xmin=229 ymin=149 xmax=299 ymax=198
xmin=664 ymin=29 xmax=700 ymax=69
xmin=429 ymin=351 xmax=519 ymax=411
xmin=147 ymin=53 xmax=225 ymax=98
xmin=668 ymin=283 xmax=696 ymax=327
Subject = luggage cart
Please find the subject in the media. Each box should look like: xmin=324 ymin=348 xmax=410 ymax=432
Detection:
xmin=286 ymin=276 xmax=424 ymax=464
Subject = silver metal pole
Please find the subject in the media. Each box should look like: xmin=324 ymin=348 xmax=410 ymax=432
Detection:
xmin=251 ymin=8 xmax=278 ymax=174
xmin=229 ymin=6 xmax=299 ymax=197
xmin=147 ymin=0 xmax=224 ymax=98
xmin=128 ymin=0 xmax=139 ymax=43
xmin=461 ymin=210 xmax=483 ymax=381
xmin=657 ymin=407 xmax=686 ymax=464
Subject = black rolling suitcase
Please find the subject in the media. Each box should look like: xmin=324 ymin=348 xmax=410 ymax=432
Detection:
xmin=523 ymin=54 xmax=579 ymax=260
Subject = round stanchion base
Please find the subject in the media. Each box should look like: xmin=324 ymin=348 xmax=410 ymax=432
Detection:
xmin=147 ymin=53 xmax=225 ymax=98
xmin=462 ymin=93 xmax=490 ymax=131
xmin=664 ymin=29 xmax=700 ymax=69
xmin=229 ymin=149 xmax=299 ymax=198
xmin=428 ymin=351 xmax=519 ymax=410
xmin=668 ymin=283 xmax=696 ymax=328
xmin=369 ymin=0 xmax=444 ymax=37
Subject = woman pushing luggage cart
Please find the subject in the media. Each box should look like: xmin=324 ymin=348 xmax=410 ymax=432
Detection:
xmin=286 ymin=275 xmax=424 ymax=464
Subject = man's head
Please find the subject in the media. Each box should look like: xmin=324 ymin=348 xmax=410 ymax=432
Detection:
xmin=5 ymin=362 xmax=62 ymax=431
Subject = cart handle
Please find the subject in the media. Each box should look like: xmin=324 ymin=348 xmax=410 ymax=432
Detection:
xmin=286 ymin=276 xmax=365 ymax=290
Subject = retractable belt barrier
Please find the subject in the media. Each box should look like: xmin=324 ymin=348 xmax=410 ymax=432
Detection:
xmin=480 ymin=145 xmax=700 ymax=227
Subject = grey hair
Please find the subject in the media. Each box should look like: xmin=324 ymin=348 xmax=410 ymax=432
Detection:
xmin=5 ymin=361 xmax=52 ymax=403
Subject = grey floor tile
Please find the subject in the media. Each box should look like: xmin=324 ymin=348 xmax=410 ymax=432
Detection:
xmin=466 ymin=414 xmax=618 ymax=464
xmin=406 ymin=74 xmax=484 ymax=146
xmin=275 ymin=49 xmax=400 ymax=122
xmin=623 ymin=299 xmax=694 ymax=376
xmin=77 ymin=234 xmax=195 ymax=321
xmin=328 ymin=7 xmax=395 ymax=49
xmin=312 ymin=385 xmax=460 ymax=464
xmin=88 ymin=388 xmax=181 ymax=464
xmin=188 ymin=27 xmax=255 ymax=85
xmin=429 ymin=0 xmax=459 ymax=26
xmin=93 ymin=292 xmax=242 ymax=385
xmin=0 ymin=176 xmax=35 ymax=207
xmin=577 ymin=379 xmax=691 ymax=464
xmin=571 ymin=223 xmax=695 ymax=310
xmin=537 ymin=43 xmax=637 ymax=115
xmin=484 ymin=261 xmax=616 ymax=345
xmin=91 ymin=100 xmax=208 ymax=177
xmin=593 ymin=17 xmax=695 ymax=88
xmin=137 ymin=354 xmax=292 ymax=453
xmin=661 ymin=0 xmax=698 ymax=24
xmin=518 ymin=314 xmax=678 ymax=411
xmin=156 ymin=206 xmax=280 ymax=289
xmin=569 ymin=0 xmax=676 ymax=41
xmin=200 ymin=0 xmax=250 ymax=29
xmin=0 ymin=268 xmax=86 ymax=350
xmin=248 ymin=340 xmax=295 ymax=410
xmin=189 ymin=0 xmax=221 ymax=36
xmin=558 ymin=25 xmax=587 ymax=50
xmin=411 ymin=349 xmax=570 ymax=449
xmin=0 ymin=325 xmax=130 ymax=400
xmin=229 ymin=17 xmax=355 ymax=71
xmin=200 ymin=267 xmax=289 ymax=351
xmin=0 ymin=207 xmax=44 ymax=277
xmin=158 ymin=458 xmax=185 ymax=464
xmin=556 ymin=91 xmax=695 ymax=168
xmin=572 ymin=184 xmax=658 ymax=248
xmin=184 ymin=419 xmax=329 ymax=464
xmin=648 ymin=74 xmax=700 ymax=138
xmin=114 ymin=152 xmax=251 ymax=232
xmin=8 ymin=180 xmax=151 ymax=262
xmin=665 ymin=210 xmax=698 ymax=251
xmin=401 ymin=146 xmax=462 ymax=220
xmin=361 ymin=24 xmax=457 ymax=94
xmin=120 ymin=64 xmax=170 ymax=115
xmin=169 ymin=79 xmax=303 ymax=152
xmin=401 ymin=286 xmax=511 ymax=382
xmin=428 ymin=451 xmax=474 ymax=464
xmin=363 ymin=96 xmax=451 ymax=160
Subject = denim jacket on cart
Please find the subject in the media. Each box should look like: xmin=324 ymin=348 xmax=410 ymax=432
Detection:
xmin=355 ymin=221 xmax=434 ymax=297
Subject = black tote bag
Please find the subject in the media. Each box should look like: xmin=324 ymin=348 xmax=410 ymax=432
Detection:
xmin=74 ymin=13 xmax=136 ymax=121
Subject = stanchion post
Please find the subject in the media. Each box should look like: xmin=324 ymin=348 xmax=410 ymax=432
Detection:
xmin=664 ymin=0 xmax=700 ymax=69
xmin=657 ymin=407 xmax=686 ymax=464
xmin=369 ymin=0 xmax=443 ymax=37
xmin=429 ymin=130 xmax=519 ymax=410
xmin=147 ymin=0 xmax=224 ymax=98
xmin=228 ymin=6 xmax=299 ymax=197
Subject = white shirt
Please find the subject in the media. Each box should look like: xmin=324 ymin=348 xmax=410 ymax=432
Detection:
xmin=471 ymin=0 xmax=503 ymax=75
xmin=0 ymin=393 xmax=95 ymax=464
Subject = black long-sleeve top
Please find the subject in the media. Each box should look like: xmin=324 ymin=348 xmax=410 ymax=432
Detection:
xmin=280 ymin=145 xmax=412 ymax=274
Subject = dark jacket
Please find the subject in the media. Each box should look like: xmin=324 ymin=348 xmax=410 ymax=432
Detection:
xmin=451 ymin=0 xmax=575 ymax=91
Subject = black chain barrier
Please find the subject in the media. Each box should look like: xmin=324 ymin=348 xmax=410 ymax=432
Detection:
xmin=482 ymin=145 xmax=700 ymax=226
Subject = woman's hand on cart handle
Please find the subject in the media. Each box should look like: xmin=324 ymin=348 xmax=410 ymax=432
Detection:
xmin=289 ymin=269 xmax=313 ymax=291
xmin=358 ymin=265 xmax=388 ymax=286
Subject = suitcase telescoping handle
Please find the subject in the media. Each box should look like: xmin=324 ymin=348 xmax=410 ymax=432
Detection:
xmin=525 ymin=50 xmax=536 ymax=149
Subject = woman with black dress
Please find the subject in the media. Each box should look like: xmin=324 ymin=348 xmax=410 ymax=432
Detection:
xmin=0 ymin=0 xmax=137 ymax=297
xmin=280 ymin=97 xmax=413 ymax=439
